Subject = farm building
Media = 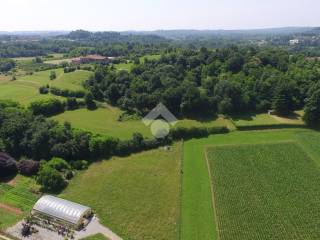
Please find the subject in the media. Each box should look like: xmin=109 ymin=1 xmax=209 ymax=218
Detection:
xmin=71 ymin=54 xmax=109 ymax=64
xmin=31 ymin=195 xmax=92 ymax=229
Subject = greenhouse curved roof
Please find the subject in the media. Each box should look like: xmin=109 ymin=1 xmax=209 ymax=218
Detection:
xmin=33 ymin=195 xmax=91 ymax=225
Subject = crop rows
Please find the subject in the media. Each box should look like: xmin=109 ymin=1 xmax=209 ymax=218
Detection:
xmin=0 ymin=183 xmax=38 ymax=212
xmin=207 ymin=142 xmax=320 ymax=240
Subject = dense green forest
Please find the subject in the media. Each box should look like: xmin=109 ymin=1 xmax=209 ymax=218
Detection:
xmin=86 ymin=46 xmax=320 ymax=119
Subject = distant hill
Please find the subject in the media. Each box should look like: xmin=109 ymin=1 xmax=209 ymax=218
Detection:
xmin=124 ymin=27 xmax=314 ymax=40
xmin=0 ymin=31 xmax=69 ymax=37
xmin=59 ymin=29 xmax=169 ymax=44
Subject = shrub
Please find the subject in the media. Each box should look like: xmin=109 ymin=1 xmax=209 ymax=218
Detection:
xmin=0 ymin=58 xmax=15 ymax=72
xmin=0 ymin=99 xmax=20 ymax=108
xmin=21 ymin=224 xmax=31 ymax=237
xmin=39 ymin=86 xmax=49 ymax=94
xmin=64 ymin=67 xmax=76 ymax=73
xmin=170 ymin=126 xmax=229 ymax=140
xmin=50 ymin=71 xmax=56 ymax=80
xmin=89 ymin=136 xmax=118 ymax=158
xmin=29 ymin=98 xmax=65 ymax=116
xmin=50 ymin=86 xmax=86 ymax=98
xmin=37 ymin=165 xmax=67 ymax=192
xmin=46 ymin=157 xmax=71 ymax=171
xmin=71 ymin=160 xmax=89 ymax=170
xmin=18 ymin=160 xmax=40 ymax=176
xmin=0 ymin=152 xmax=18 ymax=177
xmin=66 ymin=97 xmax=79 ymax=110
xmin=85 ymin=93 xmax=97 ymax=110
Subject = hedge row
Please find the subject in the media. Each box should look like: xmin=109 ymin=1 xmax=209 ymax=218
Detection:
xmin=28 ymin=98 xmax=87 ymax=117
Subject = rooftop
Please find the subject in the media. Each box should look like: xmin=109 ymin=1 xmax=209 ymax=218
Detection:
xmin=33 ymin=195 xmax=91 ymax=225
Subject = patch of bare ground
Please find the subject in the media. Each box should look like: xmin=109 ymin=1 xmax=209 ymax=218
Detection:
xmin=0 ymin=204 xmax=22 ymax=216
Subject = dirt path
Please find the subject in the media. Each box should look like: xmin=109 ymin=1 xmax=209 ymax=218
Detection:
xmin=0 ymin=203 xmax=22 ymax=215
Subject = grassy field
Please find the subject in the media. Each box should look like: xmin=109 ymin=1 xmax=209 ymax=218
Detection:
xmin=0 ymin=175 xmax=39 ymax=230
xmin=114 ymin=55 xmax=161 ymax=72
xmin=140 ymin=54 xmax=161 ymax=63
xmin=81 ymin=234 xmax=108 ymax=240
xmin=44 ymin=58 xmax=73 ymax=65
xmin=12 ymin=53 xmax=65 ymax=63
xmin=0 ymin=69 xmax=91 ymax=105
xmin=52 ymin=107 xmax=234 ymax=139
xmin=51 ymin=107 xmax=153 ymax=139
xmin=114 ymin=62 xmax=134 ymax=72
xmin=176 ymin=116 xmax=235 ymax=130
xmin=207 ymin=142 xmax=320 ymax=240
xmin=60 ymin=143 xmax=182 ymax=240
xmin=181 ymin=138 xmax=217 ymax=240
xmin=15 ymin=68 xmax=91 ymax=90
xmin=181 ymin=129 xmax=320 ymax=240
xmin=231 ymin=113 xmax=279 ymax=126
xmin=231 ymin=112 xmax=305 ymax=127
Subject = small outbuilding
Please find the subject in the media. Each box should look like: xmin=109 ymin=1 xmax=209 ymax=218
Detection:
xmin=32 ymin=195 xmax=92 ymax=229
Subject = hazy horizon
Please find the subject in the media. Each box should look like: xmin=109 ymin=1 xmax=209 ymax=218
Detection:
xmin=1 ymin=0 xmax=320 ymax=31
xmin=0 ymin=26 xmax=318 ymax=33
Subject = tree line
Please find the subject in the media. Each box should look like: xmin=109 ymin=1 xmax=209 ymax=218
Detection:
xmin=0 ymin=100 xmax=228 ymax=191
xmin=85 ymin=46 xmax=320 ymax=125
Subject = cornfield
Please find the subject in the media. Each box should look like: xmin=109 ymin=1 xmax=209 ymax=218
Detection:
xmin=207 ymin=142 xmax=320 ymax=240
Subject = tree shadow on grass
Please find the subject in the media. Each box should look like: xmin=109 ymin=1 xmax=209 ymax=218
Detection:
xmin=231 ymin=112 xmax=258 ymax=122
xmin=277 ymin=112 xmax=301 ymax=120
xmin=0 ymin=173 xmax=17 ymax=184
xmin=178 ymin=113 xmax=220 ymax=123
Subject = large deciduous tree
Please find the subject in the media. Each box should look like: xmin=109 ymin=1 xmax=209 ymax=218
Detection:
xmin=303 ymin=83 xmax=320 ymax=126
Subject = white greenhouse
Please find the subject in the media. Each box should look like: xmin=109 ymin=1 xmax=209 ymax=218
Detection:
xmin=32 ymin=195 xmax=92 ymax=229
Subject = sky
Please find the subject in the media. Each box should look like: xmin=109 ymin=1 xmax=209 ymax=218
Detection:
xmin=1 ymin=0 xmax=320 ymax=31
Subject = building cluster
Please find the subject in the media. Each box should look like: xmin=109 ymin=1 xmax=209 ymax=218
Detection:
xmin=71 ymin=54 xmax=116 ymax=65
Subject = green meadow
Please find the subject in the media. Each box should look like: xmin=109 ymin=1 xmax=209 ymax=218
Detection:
xmin=81 ymin=234 xmax=108 ymax=240
xmin=51 ymin=107 xmax=153 ymax=139
xmin=52 ymin=107 xmax=234 ymax=140
xmin=61 ymin=143 xmax=182 ymax=240
xmin=231 ymin=111 xmax=305 ymax=127
xmin=0 ymin=69 xmax=92 ymax=105
xmin=114 ymin=55 xmax=161 ymax=72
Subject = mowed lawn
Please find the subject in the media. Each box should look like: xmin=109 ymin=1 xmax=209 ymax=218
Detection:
xmin=0 ymin=69 xmax=91 ymax=105
xmin=181 ymin=129 xmax=320 ymax=240
xmin=81 ymin=234 xmax=108 ymax=240
xmin=231 ymin=112 xmax=305 ymax=127
xmin=51 ymin=107 xmax=153 ymax=139
xmin=207 ymin=142 xmax=320 ymax=240
xmin=60 ymin=143 xmax=182 ymax=240
xmin=15 ymin=68 xmax=91 ymax=90
xmin=52 ymin=107 xmax=234 ymax=140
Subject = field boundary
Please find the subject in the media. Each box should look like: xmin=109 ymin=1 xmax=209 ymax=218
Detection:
xmin=203 ymin=140 xmax=296 ymax=149
xmin=204 ymin=149 xmax=220 ymax=240
xmin=236 ymin=123 xmax=306 ymax=131
xmin=0 ymin=204 xmax=22 ymax=216
xmin=178 ymin=140 xmax=184 ymax=240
